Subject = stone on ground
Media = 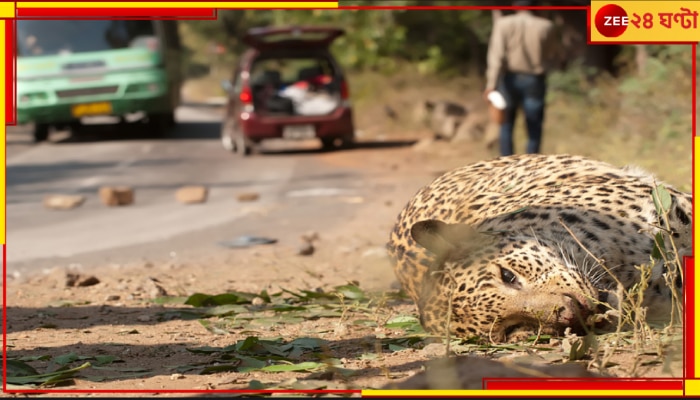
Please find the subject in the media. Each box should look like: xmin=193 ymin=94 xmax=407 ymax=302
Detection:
xmin=175 ymin=185 xmax=209 ymax=204
xmin=43 ymin=194 xmax=86 ymax=210
xmin=99 ymin=186 xmax=135 ymax=207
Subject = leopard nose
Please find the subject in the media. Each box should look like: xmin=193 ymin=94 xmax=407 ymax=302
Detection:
xmin=563 ymin=293 xmax=595 ymax=321
xmin=567 ymin=292 xmax=594 ymax=310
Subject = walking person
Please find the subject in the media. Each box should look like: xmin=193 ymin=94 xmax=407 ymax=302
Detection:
xmin=484 ymin=0 xmax=559 ymax=156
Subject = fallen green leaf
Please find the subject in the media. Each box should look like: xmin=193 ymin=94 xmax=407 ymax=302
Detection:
xmin=199 ymin=319 xmax=229 ymax=335
xmin=152 ymin=296 xmax=189 ymax=305
xmin=388 ymin=344 xmax=408 ymax=352
xmin=6 ymin=360 xmax=40 ymax=377
xmin=236 ymin=356 xmax=268 ymax=372
xmin=54 ymin=353 xmax=88 ymax=366
xmin=16 ymin=355 xmax=52 ymax=362
xmin=333 ymin=284 xmax=366 ymax=300
xmin=248 ymin=380 xmax=269 ymax=390
xmin=385 ymin=315 xmax=423 ymax=332
xmin=185 ymin=291 xmax=261 ymax=307
xmin=260 ymin=361 xmax=325 ymax=373
xmin=200 ymin=364 xmax=240 ymax=374
xmin=93 ymin=355 xmax=120 ymax=366
xmin=6 ymin=362 xmax=91 ymax=387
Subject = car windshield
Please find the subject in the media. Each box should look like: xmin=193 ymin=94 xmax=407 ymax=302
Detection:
xmin=17 ymin=20 xmax=156 ymax=57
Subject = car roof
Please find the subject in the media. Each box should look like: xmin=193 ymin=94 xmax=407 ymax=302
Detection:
xmin=243 ymin=26 xmax=345 ymax=50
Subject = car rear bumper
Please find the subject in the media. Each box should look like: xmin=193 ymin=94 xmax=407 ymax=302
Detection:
xmin=240 ymin=106 xmax=355 ymax=140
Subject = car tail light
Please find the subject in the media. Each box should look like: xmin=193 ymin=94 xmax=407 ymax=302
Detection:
xmin=239 ymin=86 xmax=253 ymax=104
xmin=340 ymin=80 xmax=349 ymax=100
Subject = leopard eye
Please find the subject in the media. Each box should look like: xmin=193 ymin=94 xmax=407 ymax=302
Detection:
xmin=500 ymin=267 xmax=519 ymax=286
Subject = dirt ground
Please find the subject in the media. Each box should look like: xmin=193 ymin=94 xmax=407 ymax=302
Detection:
xmin=3 ymin=129 xmax=685 ymax=396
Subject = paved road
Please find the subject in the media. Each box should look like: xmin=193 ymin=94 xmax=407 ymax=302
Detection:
xmin=7 ymin=105 xmax=378 ymax=277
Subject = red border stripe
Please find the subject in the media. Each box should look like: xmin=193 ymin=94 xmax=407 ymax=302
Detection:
xmin=339 ymin=5 xmax=587 ymax=10
xmin=687 ymin=256 xmax=696 ymax=379
xmin=16 ymin=8 xmax=217 ymax=18
xmin=2 ymin=245 xmax=6 ymax=393
xmin=4 ymin=19 xmax=14 ymax=125
xmin=5 ymin=389 xmax=359 ymax=394
xmin=3 ymin=3 xmax=697 ymax=395
xmin=484 ymin=378 xmax=683 ymax=391
xmin=689 ymin=42 xmax=697 ymax=381
xmin=693 ymin=44 xmax=697 ymax=139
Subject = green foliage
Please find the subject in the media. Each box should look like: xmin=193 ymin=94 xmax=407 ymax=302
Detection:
xmin=182 ymin=4 xmax=492 ymax=75
xmin=617 ymin=46 xmax=692 ymax=141
xmin=181 ymin=6 xmax=691 ymax=86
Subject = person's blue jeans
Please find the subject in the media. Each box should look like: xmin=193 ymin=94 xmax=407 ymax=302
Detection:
xmin=497 ymin=72 xmax=547 ymax=156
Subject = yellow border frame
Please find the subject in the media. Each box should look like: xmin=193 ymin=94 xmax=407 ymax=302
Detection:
xmin=3 ymin=1 xmax=697 ymax=397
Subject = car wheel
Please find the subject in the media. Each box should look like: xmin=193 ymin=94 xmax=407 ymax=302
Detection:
xmin=320 ymin=137 xmax=338 ymax=151
xmin=68 ymin=122 xmax=84 ymax=139
xmin=232 ymin=129 xmax=252 ymax=156
xmin=321 ymin=134 xmax=354 ymax=151
xmin=148 ymin=112 xmax=175 ymax=137
xmin=33 ymin=123 xmax=50 ymax=143
xmin=221 ymin=120 xmax=236 ymax=152
xmin=339 ymin=133 xmax=355 ymax=149
xmin=164 ymin=111 xmax=176 ymax=128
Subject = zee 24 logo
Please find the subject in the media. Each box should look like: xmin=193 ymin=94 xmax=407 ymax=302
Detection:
xmin=595 ymin=3 xmax=699 ymax=38
xmin=594 ymin=4 xmax=632 ymax=38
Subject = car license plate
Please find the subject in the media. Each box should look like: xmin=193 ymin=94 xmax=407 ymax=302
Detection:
xmin=71 ymin=102 xmax=112 ymax=118
xmin=283 ymin=124 xmax=315 ymax=140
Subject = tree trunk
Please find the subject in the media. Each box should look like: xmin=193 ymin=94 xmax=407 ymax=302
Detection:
xmin=635 ymin=45 xmax=648 ymax=76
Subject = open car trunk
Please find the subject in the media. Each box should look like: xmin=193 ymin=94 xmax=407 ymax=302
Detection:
xmin=249 ymin=55 xmax=344 ymax=118
xmin=242 ymin=27 xmax=347 ymax=118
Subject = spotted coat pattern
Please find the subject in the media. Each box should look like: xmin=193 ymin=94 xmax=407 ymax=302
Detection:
xmin=387 ymin=154 xmax=691 ymax=342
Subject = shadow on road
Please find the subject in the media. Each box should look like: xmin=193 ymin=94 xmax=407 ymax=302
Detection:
xmin=49 ymin=121 xmax=223 ymax=143
xmin=5 ymin=301 xmax=422 ymax=389
xmin=6 ymin=159 xmax=187 ymax=190
xmin=259 ymin=139 xmax=418 ymax=156
xmin=35 ymin=120 xmax=418 ymax=154
xmin=7 ymin=163 xmax=363 ymax=196
xmin=180 ymin=101 xmax=227 ymax=109
xmin=6 ymin=136 xmax=35 ymax=146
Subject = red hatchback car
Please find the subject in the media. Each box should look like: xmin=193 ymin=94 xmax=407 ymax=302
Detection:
xmin=220 ymin=26 xmax=355 ymax=156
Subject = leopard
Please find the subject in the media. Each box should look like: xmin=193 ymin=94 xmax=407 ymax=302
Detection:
xmin=387 ymin=153 xmax=691 ymax=342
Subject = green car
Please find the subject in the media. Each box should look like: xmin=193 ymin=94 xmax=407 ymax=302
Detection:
xmin=16 ymin=19 xmax=184 ymax=142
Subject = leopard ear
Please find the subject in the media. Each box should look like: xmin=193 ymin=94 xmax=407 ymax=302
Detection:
xmin=410 ymin=220 xmax=481 ymax=257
